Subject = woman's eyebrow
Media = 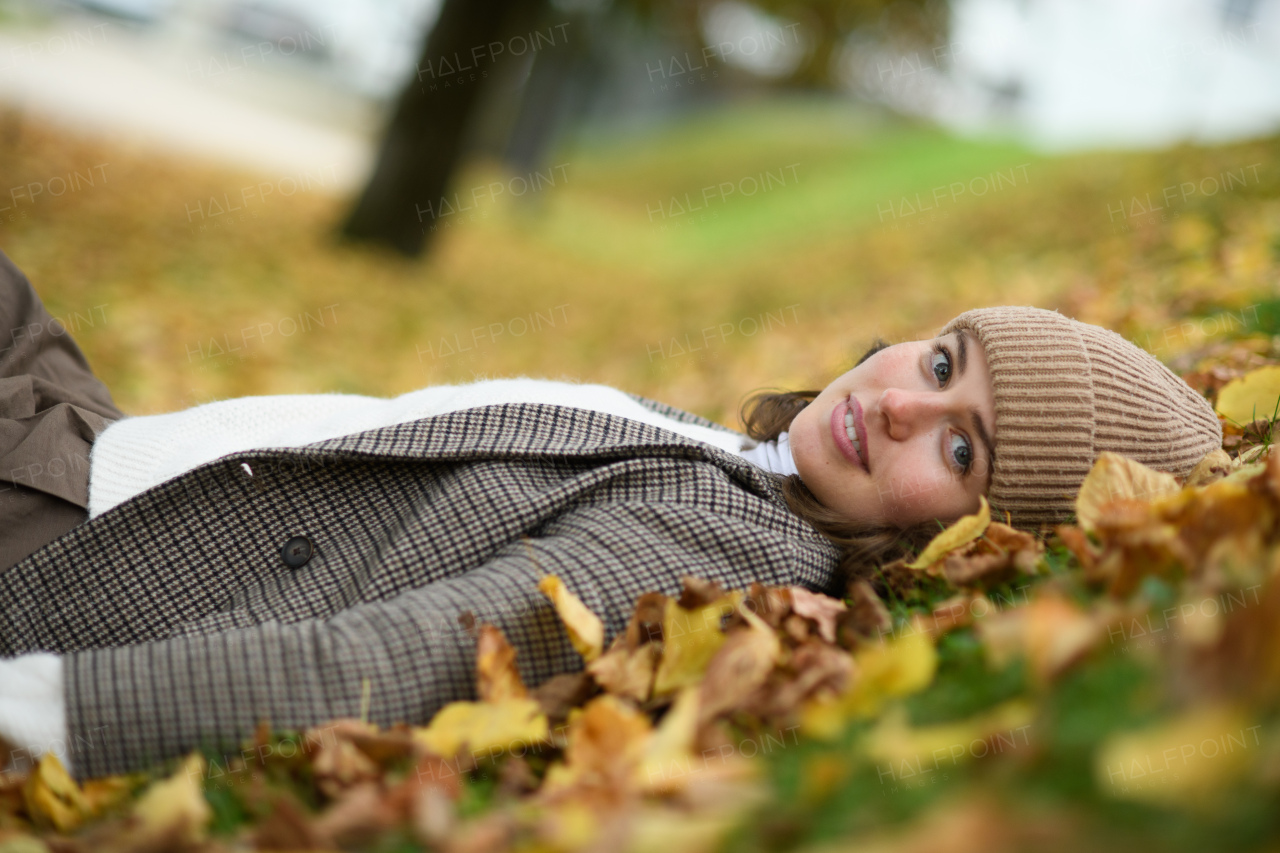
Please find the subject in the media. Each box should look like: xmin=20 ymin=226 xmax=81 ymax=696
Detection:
xmin=955 ymin=331 xmax=968 ymax=376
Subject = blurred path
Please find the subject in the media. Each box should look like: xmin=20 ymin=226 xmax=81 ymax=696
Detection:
xmin=0 ymin=15 xmax=375 ymax=190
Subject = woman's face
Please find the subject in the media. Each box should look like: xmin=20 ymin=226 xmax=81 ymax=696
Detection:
xmin=788 ymin=329 xmax=996 ymax=528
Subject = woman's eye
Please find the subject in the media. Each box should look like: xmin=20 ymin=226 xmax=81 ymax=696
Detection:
xmin=931 ymin=347 xmax=952 ymax=386
xmin=950 ymin=433 xmax=973 ymax=472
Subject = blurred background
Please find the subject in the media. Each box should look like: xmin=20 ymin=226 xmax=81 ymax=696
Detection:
xmin=0 ymin=0 xmax=1277 ymax=423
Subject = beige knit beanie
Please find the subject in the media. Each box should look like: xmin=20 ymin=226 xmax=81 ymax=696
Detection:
xmin=940 ymin=306 xmax=1222 ymax=530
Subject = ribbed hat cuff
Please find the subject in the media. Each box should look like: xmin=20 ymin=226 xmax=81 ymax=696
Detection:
xmin=941 ymin=308 xmax=1096 ymax=529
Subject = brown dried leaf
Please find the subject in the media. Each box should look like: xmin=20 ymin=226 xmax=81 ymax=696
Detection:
xmin=782 ymin=613 xmax=812 ymax=644
xmin=744 ymin=640 xmax=855 ymax=720
xmin=625 ymin=592 xmax=669 ymax=649
xmin=1175 ymin=573 xmax=1280 ymax=706
xmin=312 ymin=722 xmax=382 ymax=799
xmin=532 ymin=672 xmax=599 ymax=725
xmin=313 ymin=781 xmax=402 ymax=848
xmin=344 ymin=725 xmax=417 ymax=766
xmin=1106 ymin=522 xmax=1195 ymax=598
xmin=873 ymin=558 xmax=927 ymax=601
xmin=744 ymin=583 xmax=793 ymax=629
xmin=943 ymin=550 xmax=1015 ymax=587
xmin=800 ymin=629 xmax=937 ymax=738
xmin=697 ymin=609 xmax=781 ymax=724
xmin=926 ymin=593 xmax=991 ymax=636
xmin=839 ymin=581 xmax=892 ymax=647
xmin=410 ymin=777 xmax=458 ymax=846
xmin=251 ymin=791 xmax=326 ymax=851
xmin=1256 ymin=449 xmax=1280 ymax=503
xmin=447 ymin=812 xmax=518 ymax=853
xmin=1054 ymin=525 xmax=1099 ymax=572
xmin=588 ymin=642 xmax=657 ymax=703
xmin=977 ymin=593 xmax=1103 ymax=683
xmin=789 ymin=587 xmax=847 ymax=644
xmin=984 ymin=521 xmax=1042 ymax=555
xmin=677 ymin=576 xmax=728 ymax=609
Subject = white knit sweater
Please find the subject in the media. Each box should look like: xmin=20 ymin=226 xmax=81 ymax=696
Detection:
xmin=0 ymin=378 xmax=800 ymax=776
xmin=87 ymin=377 xmax=798 ymax=517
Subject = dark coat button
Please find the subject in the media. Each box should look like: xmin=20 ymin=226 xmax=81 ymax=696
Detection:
xmin=282 ymin=536 xmax=314 ymax=568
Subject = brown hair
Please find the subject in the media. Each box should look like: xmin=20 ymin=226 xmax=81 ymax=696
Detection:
xmin=737 ymin=339 xmax=940 ymax=590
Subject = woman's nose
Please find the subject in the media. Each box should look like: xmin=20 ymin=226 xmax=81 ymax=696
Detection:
xmin=878 ymin=387 xmax=944 ymax=440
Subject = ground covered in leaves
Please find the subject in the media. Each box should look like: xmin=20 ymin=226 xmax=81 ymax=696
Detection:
xmin=3 ymin=358 xmax=1280 ymax=852
xmin=1 ymin=103 xmax=1279 ymax=852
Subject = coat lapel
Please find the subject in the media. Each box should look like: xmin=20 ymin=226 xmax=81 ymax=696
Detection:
xmin=285 ymin=401 xmax=788 ymax=504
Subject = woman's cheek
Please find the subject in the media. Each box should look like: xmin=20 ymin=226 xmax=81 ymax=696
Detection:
xmin=880 ymin=468 xmax=951 ymax=527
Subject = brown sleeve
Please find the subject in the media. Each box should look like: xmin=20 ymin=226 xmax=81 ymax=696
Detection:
xmin=0 ymin=483 xmax=88 ymax=572
xmin=0 ymin=248 xmax=125 ymax=572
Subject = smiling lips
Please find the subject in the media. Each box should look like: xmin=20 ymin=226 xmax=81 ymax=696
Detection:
xmin=830 ymin=394 xmax=868 ymax=471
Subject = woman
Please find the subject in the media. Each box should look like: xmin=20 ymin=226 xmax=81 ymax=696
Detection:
xmin=0 ymin=252 xmax=1221 ymax=780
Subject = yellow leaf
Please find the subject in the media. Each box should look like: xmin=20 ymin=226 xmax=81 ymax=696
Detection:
xmin=1216 ymin=365 xmax=1280 ymax=425
xmin=697 ymin=606 xmax=781 ymax=723
xmin=413 ymin=698 xmax=548 ymax=760
xmin=80 ymin=775 xmax=139 ymax=817
xmin=1095 ymin=704 xmax=1259 ymax=808
xmin=1186 ymin=448 xmax=1233 ymax=487
xmin=476 ymin=624 xmax=528 ymax=702
xmin=1221 ymin=460 xmax=1268 ymax=486
xmin=538 ymin=575 xmax=604 ymax=663
xmin=851 ymin=628 xmax=938 ymax=709
xmin=131 ymin=753 xmax=212 ymax=845
xmin=639 ymin=686 xmax=701 ymax=794
xmin=627 ymin=808 xmax=744 ymax=853
xmin=801 ymin=628 xmax=938 ymax=738
xmin=1075 ymin=452 xmax=1180 ymax=533
xmin=22 ymin=753 xmax=89 ymax=833
xmin=0 ymin=835 xmax=50 ymax=853
xmin=652 ymin=593 xmax=742 ymax=696
xmin=865 ymin=700 xmax=1035 ymax=770
xmin=538 ymin=800 xmax=600 ymax=851
xmin=542 ymin=695 xmax=653 ymax=795
xmin=906 ymin=496 xmax=990 ymax=569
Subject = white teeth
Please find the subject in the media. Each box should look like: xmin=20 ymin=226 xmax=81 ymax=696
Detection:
xmin=844 ymin=411 xmax=854 ymax=428
xmin=845 ymin=425 xmax=861 ymax=456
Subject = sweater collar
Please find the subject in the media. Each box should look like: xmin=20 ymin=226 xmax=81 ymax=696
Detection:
xmin=738 ymin=431 xmax=801 ymax=479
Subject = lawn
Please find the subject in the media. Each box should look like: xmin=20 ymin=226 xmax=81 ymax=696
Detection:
xmin=2 ymin=98 xmax=1273 ymax=424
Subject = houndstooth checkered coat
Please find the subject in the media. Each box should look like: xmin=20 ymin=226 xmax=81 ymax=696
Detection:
xmin=0 ymin=399 xmax=841 ymax=779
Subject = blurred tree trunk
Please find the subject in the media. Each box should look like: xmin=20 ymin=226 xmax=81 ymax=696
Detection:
xmin=339 ymin=0 xmax=541 ymax=256
xmin=502 ymin=12 xmax=600 ymax=176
